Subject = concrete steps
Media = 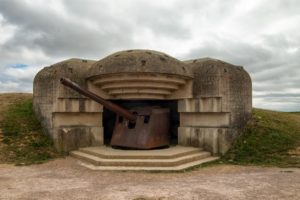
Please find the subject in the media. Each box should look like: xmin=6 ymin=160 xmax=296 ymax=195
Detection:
xmin=70 ymin=145 xmax=219 ymax=171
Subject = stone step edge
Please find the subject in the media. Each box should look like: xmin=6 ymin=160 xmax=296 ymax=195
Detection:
xmin=78 ymin=148 xmax=203 ymax=160
xmin=77 ymin=156 xmax=220 ymax=171
xmin=70 ymin=151 xmax=211 ymax=167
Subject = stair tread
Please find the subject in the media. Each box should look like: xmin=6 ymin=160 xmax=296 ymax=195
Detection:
xmin=70 ymin=146 xmax=218 ymax=170
xmin=77 ymin=156 xmax=220 ymax=171
xmin=71 ymin=150 xmax=210 ymax=163
xmin=79 ymin=145 xmax=202 ymax=158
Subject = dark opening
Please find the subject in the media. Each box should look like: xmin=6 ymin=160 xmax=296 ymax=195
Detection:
xmin=102 ymin=100 xmax=179 ymax=145
xmin=128 ymin=121 xmax=136 ymax=129
xmin=143 ymin=115 xmax=150 ymax=124
xmin=118 ymin=116 xmax=123 ymax=123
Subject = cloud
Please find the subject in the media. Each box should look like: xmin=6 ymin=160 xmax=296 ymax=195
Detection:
xmin=0 ymin=0 xmax=192 ymax=58
xmin=0 ymin=0 xmax=299 ymax=111
xmin=0 ymin=81 xmax=20 ymax=93
xmin=0 ymin=0 xmax=134 ymax=58
xmin=0 ymin=65 xmax=41 ymax=92
xmin=184 ymin=35 xmax=300 ymax=111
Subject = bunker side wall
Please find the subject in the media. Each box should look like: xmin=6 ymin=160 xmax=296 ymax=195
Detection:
xmin=178 ymin=59 xmax=252 ymax=155
xmin=34 ymin=59 xmax=104 ymax=152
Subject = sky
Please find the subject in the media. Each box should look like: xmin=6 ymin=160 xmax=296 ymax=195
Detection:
xmin=0 ymin=0 xmax=299 ymax=111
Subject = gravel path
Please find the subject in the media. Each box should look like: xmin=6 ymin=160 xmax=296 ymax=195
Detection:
xmin=0 ymin=157 xmax=299 ymax=200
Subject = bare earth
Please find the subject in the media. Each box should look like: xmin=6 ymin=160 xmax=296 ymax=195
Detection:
xmin=0 ymin=157 xmax=299 ymax=200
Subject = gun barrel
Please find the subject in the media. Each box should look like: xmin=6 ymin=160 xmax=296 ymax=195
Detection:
xmin=60 ymin=78 xmax=137 ymax=122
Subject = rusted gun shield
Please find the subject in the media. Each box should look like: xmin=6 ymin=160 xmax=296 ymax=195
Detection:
xmin=110 ymin=107 xmax=170 ymax=149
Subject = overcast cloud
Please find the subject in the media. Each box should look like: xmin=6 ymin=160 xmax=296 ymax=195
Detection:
xmin=0 ymin=0 xmax=299 ymax=111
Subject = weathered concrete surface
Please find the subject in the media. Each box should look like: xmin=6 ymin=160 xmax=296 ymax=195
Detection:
xmin=0 ymin=158 xmax=299 ymax=200
xmin=33 ymin=50 xmax=252 ymax=154
xmin=88 ymin=73 xmax=193 ymax=100
xmin=179 ymin=57 xmax=252 ymax=154
xmin=88 ymin=49 xmax=193 ymax=77
xmin=33 ymin=58 xmax=103 ymax=152
xmin=184 ymin=57 xmax=252 ymax=129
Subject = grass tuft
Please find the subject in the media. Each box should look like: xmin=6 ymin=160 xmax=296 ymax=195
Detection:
xmin=2 ymin=99 xmax=41 ymax=136
xmin=222 ymin=109 xmax=300 ymax=167
xmin=0 ymin=98 xmax=61 ymax=165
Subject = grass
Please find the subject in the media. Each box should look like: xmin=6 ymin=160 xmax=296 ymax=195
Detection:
xmin=290 ymin=112 xmax=300 ymax=115
xmin=222 ymin=109 xmax=300 ymax=167
xmin=0 ymin=98 xmax=61 ymax=165
xmin=1 ymin=94 xmax=299 ymax=168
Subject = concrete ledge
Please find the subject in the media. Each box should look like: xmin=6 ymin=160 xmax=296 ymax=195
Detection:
xmin=178 ymin=97 xmax=222 ymax=112
xmin=79 ymin=145 xmax=203 ymax=159
xmin=180 ymin=112 xmax=230 ymax=127
xmin=71 ymin=150 xmax=210 ymax=167
xmin=53 ymin=98 xmax=103 ymax=112
xmin=89 ymin=73 xmax=193 ymax=100
xmin=178 ymin=127 xmax=229 ymax=155
xmin=53 ymin=112 xmax=102 ymax=127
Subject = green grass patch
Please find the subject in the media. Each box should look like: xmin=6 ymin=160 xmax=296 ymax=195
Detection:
xmin=2 ymin=99 xmax=41 ymax=136
xmin=222 ymin=109 xmax=300 ymax=167
xmin=0 ymin=99 xmax=61 ymax=165
xmin=290 ymin=112 xmax=300 ymax=115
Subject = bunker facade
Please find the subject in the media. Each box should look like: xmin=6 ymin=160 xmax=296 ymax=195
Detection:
xmin=33 ymin=50 xmax=252 ymax=155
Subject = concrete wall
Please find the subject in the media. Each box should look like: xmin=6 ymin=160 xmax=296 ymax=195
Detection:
xmin=33 ymin=58 xmax=103 ymax=152
xmin=177 ymin=97 xmax=233 ymax=154
xmin=177 ymin=58 xmax=252 ymax=154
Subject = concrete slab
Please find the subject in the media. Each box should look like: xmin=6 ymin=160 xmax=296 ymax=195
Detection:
xmin=70 ymin=151 xmax=210 ymax=167
xmin=78 ymin=145 xmax=202 ymax=159
xmin=77 ymin=156 xmax=220 ymax=171
xmin=70 ymin=145 xmax=219 ymax=171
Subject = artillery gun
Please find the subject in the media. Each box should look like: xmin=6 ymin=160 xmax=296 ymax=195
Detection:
xmin=60 ymin=77 xmax=170 ymax=149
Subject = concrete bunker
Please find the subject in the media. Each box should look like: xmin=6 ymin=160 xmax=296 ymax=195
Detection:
xmin=33 ymin=49 xmax=252 ymax=155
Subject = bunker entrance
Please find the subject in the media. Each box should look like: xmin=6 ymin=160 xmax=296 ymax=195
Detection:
xmin=103 ymin=100 xmax=179 ymax=147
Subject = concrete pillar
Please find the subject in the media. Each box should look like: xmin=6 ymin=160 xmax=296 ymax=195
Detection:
xmin=177 ymin=98 xmax=231 ymax=155
xmin=52 ymin=98 xmax=104 ymax=152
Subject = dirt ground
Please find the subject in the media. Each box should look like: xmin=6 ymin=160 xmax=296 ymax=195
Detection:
xmin=0 ymin=157 xmax=299 ymax=200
